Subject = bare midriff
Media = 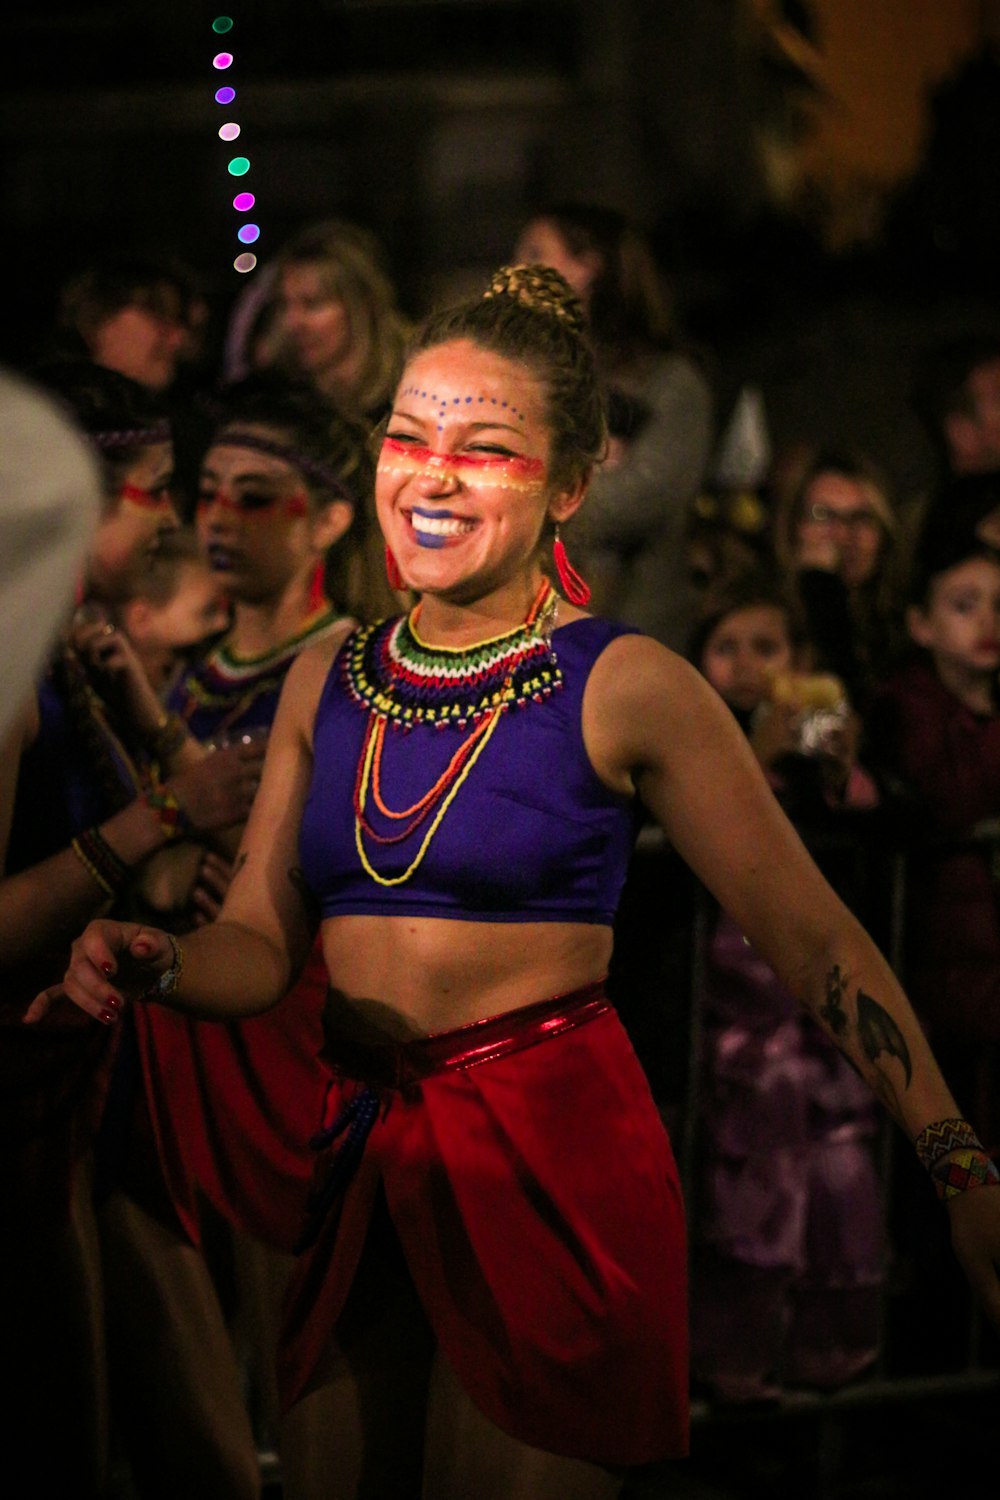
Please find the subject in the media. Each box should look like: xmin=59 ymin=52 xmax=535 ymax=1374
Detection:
xmin=319 ymin=914 xmax=613 ymax=1041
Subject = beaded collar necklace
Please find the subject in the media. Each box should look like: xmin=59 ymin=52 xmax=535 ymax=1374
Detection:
xmin=344 ymin=578 xmax=560 ymax=731
xmin=348 ymin=578 xmax=560 ymax=886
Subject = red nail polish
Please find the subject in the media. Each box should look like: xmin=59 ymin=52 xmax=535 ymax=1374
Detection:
xmin=99 ymin=1007 xmax=115 ymax=1025
xmin=106 ymin=994 xmax=122 ymax=1010
xmin=101 ymin=962 xmax=115 ymax=977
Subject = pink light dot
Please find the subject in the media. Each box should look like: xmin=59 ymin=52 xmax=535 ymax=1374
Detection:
xmin=218 ymin=122 xmax=241 ymax=142
xmin=213 ymin=52 xmax=234 ymax=70
xmin=234 ymin=253 xmax=258 ymax=274
xmin=233 ymin=192 xmax=255 ymax=211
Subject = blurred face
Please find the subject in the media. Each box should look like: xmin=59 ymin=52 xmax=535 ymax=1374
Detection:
xmin=795 ymin=471 xmax=885 ymax=589
xmin=513 ymin=219 xmax=599 ymax=306
xmin=376 ymin=339 xmax=583 ymax=606
xmin=196 ymin=425 xmax=339 ymax=605
xmin=949 ymin=359 xmax=1000 ymax=473
xmin=908 ymin=556 xmax=1000 ymax=682
xmin=87 ymin=441 xmax=178 ymax=597
xmin=146 ymin=562 xmax=231 ymax=652
xmin=89 ymin=294 xmax=192 ymax=393
xmin=276 ymin=263 xmax=354 ymax=382
xmin=700 ymin=604 xmax=794 ymax=713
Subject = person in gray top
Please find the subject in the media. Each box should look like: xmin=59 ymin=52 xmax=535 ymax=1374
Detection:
xmin=515 ymin=203 xmax=714 ymax=651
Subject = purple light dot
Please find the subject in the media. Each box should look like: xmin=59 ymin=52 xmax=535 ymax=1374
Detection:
xmin=218 ymin=122 xmax=241 ymax=142
xmin=232 ymin=191 xmax=255 ymax=211
xmin=215 ymin=86 xmax=236 ymax=104
xmin=237 ymin=223 xmax=260 ymax=244
xmin=213 ymin=52 xmax=234 ymax=70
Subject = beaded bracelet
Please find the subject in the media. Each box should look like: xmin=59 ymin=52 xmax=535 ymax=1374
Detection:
xmin=930 ymin=1149 xmax=1000 ymax=1201
xmin=914 ymin=1117 xmax=983 ymax=1170
xmin=144 ymin=786 xmax=189 ymax=841
xmin=70 ymin=827 xmax=129 ymax=898
xmin=148 ymin=711 xmax=188 ymax=764
xmin=141 ymin=932 xmax=184 ymax=1002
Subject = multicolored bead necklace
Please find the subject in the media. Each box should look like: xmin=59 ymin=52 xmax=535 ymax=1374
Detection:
xmin=347 ymin=578 xmax=560 ymax=886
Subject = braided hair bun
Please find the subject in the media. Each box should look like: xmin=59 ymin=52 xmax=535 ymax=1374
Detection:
xmin=483 ymin=264 xmax=588 ymax=340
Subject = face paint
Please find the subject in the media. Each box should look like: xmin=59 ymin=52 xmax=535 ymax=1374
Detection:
xmin=379 ymin=437 xmax=545 ymax=494
xmin=197 ymin=487 xmax=309 ymax=518
xmin=120 ymin=481 xmax=174 ymax=512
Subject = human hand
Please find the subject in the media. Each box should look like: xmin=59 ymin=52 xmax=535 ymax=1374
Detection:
xmin=749 ymin=701 xmax=800 ymax=768
xmin=947 ymin=1184 xmax=1000 ymax=1332
xmin=71 ymin=606 xmax=166 ymax=739
xmin=189 ymin=849 xmax=233 ymax=925
xmin=23 ymin=919 xmax=175 ymax=1025
xmin=168 ymin=740 xmax=265 ymax=833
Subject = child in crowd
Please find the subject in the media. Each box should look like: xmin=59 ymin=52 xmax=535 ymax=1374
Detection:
xmin=869 ymin=526 xmax=1000 ymax=1153
xmin=688 ymin=574 xmax=884 ymax=1402
xmin=110 ymin=526 xmax=231 ymax=696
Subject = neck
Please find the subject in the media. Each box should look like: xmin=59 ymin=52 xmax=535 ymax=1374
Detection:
xmin=410 ymin=573 xmax=550 ymax=648
xmin=934 ymin=655 xmax=996 ymax=715
xmin=228 ymin=574 xmax=330 ymax=657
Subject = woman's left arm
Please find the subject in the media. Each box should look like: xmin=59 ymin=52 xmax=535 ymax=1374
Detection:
xmin=585 ymin=634 xmax=1000 ymax=1321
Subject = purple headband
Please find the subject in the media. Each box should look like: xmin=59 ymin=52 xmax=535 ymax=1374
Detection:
xmin=92 ymin=423 xmax=172 ymax=451
xmin=214 ymin=429 xmax=355 ymax=503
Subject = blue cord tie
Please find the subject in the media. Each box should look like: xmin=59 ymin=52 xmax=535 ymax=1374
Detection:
xmin=294 ymin=1086 xmax=381 ymax=1254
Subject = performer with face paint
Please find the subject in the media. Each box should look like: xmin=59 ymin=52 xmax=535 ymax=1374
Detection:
xmin=1 ymin=359 xmax=265 ymax=1500
xmin=31 ymin=274 xmax=1000 ymax=1500
xmin=130 ymin=378 xmax=399 ymax=1460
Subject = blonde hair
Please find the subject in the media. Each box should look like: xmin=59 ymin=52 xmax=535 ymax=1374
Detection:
xmin=273 ymin=219 xmax=411 ymax=419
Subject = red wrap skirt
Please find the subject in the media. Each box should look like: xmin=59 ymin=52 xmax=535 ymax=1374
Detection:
xmin=278 ymin=982 xmax=690 ymax=1466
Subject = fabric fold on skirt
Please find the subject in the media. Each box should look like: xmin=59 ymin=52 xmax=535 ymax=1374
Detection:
xmin=278 ymin=981 xmax=690 ymax=1466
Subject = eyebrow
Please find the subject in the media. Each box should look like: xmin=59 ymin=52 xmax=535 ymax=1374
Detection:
xmin=390 ymin=408 xmax=526 ymax=436
xmin=201 ymin=464 xmax=291 ymax=484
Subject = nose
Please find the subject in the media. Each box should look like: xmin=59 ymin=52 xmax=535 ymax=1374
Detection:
xmin=415 ymin=453 xmax=462 ymax=496
xmin=198 ymin=490 xmax=237 ymax=529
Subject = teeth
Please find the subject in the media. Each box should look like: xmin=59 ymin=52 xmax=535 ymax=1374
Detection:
xmin=410 ymin=514 xmax=475 ymax=537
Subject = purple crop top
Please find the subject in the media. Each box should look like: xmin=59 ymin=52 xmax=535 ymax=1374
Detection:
xmin=299 ymin=615 xmax=641 ymax=924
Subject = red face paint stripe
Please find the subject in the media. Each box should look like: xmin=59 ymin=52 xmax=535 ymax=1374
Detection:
xmin=120 ymin=482 xmax=173 ymax=510
xmin=381 ymin=437 xmax=544 ymax=478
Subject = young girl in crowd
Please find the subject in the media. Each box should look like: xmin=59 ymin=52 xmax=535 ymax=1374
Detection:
xmin=30 ymin=270 xmax=1000 ymax=1500
xmin=687 ymin=575 xmax=884 ymax=1402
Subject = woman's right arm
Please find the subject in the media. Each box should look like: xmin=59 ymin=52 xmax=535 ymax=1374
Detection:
xmin=25 ymin=638 xmax=338 ymax=1025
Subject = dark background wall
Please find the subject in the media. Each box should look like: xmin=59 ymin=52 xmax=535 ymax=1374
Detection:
xmin=4 ymin=0 xmax=1000 ymax=503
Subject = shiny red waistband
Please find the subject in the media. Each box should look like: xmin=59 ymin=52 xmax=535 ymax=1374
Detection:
xmin=324 ymin=979 xmax=611 ymax=1092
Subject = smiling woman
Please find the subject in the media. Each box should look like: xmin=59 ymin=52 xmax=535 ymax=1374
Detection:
xmin=28 ymin=268 xmax=1000 ymax=1500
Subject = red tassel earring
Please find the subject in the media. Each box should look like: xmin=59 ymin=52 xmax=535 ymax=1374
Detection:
xmin=552 ymin=528 xmax=590 ymax=605
xmin=385 ymin=546 xmax=404 ymax=591
xmin=308 ymin=558 xmax=327 ymax=613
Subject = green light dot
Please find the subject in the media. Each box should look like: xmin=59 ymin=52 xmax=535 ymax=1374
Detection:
xmin=213 ymin=17 xmax=234 ymax=34
xmin=227 ymin=157 xmax=251 ymax=177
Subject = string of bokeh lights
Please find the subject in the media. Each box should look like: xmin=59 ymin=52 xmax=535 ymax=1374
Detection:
xmin=212 ymin=16 xmax=260 ymax=275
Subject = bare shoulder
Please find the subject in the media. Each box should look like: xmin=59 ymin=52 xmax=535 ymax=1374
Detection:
xmin=279 ymin=617 xmax=357 ymax=744
xmin=583 ymin=629 xmax=747 ymax=792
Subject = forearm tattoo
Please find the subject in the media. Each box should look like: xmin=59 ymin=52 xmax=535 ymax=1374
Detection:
xmin=818 ymin=963 xmax=912 ymax=1113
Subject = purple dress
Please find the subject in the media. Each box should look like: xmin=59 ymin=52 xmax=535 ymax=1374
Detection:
xmin=690 ymin=903 xmax=884 ymax=1397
